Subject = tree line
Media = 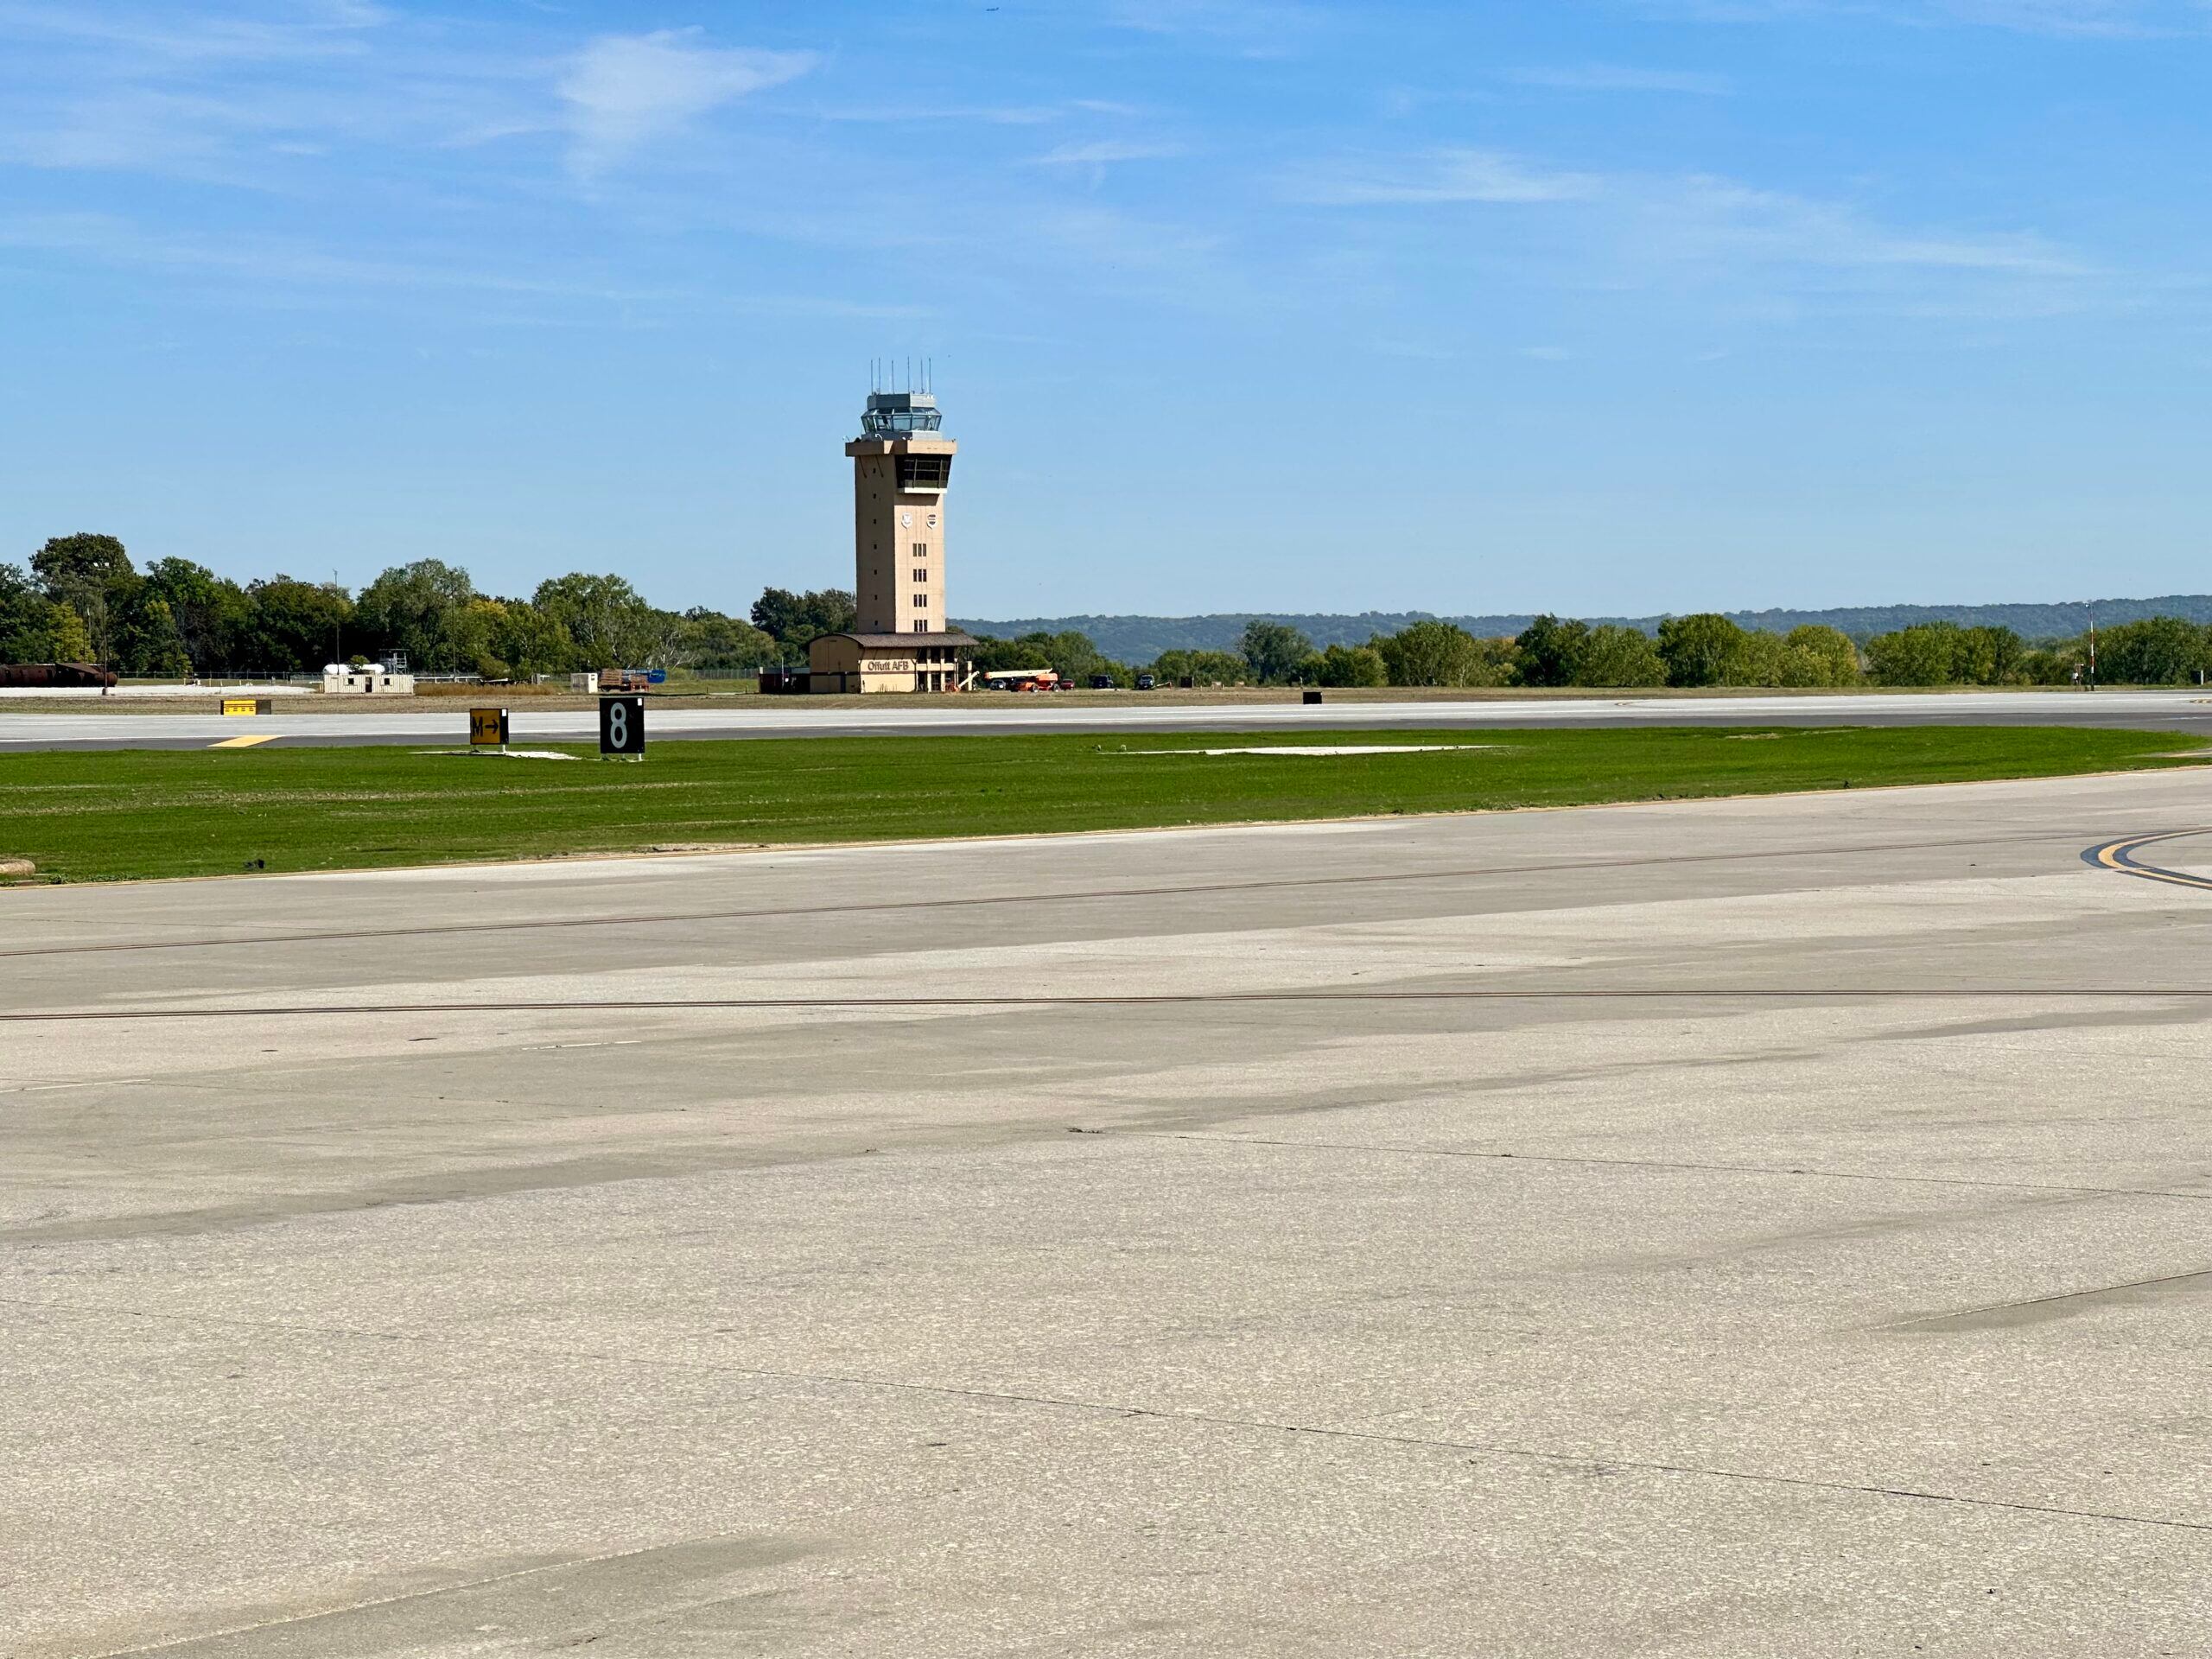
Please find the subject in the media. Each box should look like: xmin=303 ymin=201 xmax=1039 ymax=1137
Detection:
xmin=10 ymin=531 xmax=2208 ymax=688
xmin=0 ymin=534 xmax=863 ymax=677
xmin=975 ymin=613 xmax=2212 ymax=689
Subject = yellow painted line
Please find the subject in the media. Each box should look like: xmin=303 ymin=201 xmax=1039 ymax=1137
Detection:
xmin=2083 ymin=830 xmax=2212 ymax=893
xmin=207 ymin=734 xmax=279 ymax=749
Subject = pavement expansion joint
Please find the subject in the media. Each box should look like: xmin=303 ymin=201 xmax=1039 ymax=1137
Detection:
xmin=10 ymin=986 xmax=2212 ymax=1022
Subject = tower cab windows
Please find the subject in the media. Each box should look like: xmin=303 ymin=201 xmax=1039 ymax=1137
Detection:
xmin=896 ymin=455 xmax=951 ymax=492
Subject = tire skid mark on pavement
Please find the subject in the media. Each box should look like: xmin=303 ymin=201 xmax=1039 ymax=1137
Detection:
xmin=0 ymin=824 xmax=2166 ymax=962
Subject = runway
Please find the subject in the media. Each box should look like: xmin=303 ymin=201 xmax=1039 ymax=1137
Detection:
xmin=8 ymin=772 xmax=2212 ymax=1654
xmin=4 ymin=686 xmax=2212 ymax=751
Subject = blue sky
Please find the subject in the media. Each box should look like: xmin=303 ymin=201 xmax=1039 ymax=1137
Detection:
xmin=3 ymin=1 xmax=2208 ymax=620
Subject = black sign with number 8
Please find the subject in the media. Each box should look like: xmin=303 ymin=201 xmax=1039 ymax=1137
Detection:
xmin=599 ymin=695 xmax=645 ymax=757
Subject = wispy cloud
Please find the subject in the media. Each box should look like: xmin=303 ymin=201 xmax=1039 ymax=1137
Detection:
xmin=1929 ymin=0 xmax=2191 ymax=35
xmin=1030 ymin=139 xmax=1186 ymax=165
xmin=557 ymin=29 xmax=815 ymax=178
xmin=807 ymin=97 xmax=1149 ymax=129
xmin=1509 ymin=64 xmax=1733 ymax=95
xmin=0 ymin=0 xmax=2156 ymax=343
xmin=1646 ymin=175 xmax=2094 ymax=276
xmin=1013 ymin=201 xmax=1254 ymax=312
xmin=0 ymin=208 xmax=606 ymax=297
xmin=0 ymin=0 xmax=391 ymax=64
xmin=1288 ymin=141 xmax=2107 ymax=320
xmin=0 ymin=74 xmax=404 ymax=182
xmin=0 ymin=210 xmax=931 ymax=318
xmin=809 ymin=104 xmax=1061 ymax=126
xmin=1105 ymin=0 xmax=1328 ymax=56
xmin=1287 ymin=148 xmax=1602 ymax=207
xmin=1637 ymin=0 xmax=2209 ymax=33
xmin=0 ymin=2 xmax=548 ymax=181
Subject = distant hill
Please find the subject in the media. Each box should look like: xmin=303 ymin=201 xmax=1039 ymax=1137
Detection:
xmin=954 ymin=596 xmax=2212 ymax=664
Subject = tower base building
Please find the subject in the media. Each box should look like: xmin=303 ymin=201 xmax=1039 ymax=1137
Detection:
xmin=808 ymin=385 xmax=976 ymax=693
xmin=804 ymin=632 xmax=969 ymax=695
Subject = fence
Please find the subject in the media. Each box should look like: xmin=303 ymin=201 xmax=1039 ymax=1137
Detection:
xmin=119 ymin=664 xmax=791 ymax=688
xmin=116 ymin=674 xmax=321 ymax=687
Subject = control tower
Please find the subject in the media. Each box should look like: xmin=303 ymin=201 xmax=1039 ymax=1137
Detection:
xmin=806 ymin=383 xmax=977 ymax=693
xmin=849 ymin=390 xmax=954 ymax=634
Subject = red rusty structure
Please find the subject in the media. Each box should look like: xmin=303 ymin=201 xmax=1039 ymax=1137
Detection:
xmin=0 ymin=662 xmax=118 ymax=689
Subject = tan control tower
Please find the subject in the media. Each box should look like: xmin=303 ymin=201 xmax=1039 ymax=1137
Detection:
xmin=850 ymin=390 xmax=954 ymax=634
xmin=808 ymin=386 xmax=977 ymax=693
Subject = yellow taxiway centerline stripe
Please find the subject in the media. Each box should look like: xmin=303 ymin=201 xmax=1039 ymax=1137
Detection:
xmin=2085 ymin=830 xmax=2212 ymax=892
xmin=207 ymin=734 xmax=279 ymax=749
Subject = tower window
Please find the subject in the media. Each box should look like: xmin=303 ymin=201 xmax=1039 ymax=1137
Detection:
xmin=913 ymin=592 xmax=930 ymax=609
xmin=896 ymin=455 xmax=951 ymax=491
xmin=911 ymin=542 xmax=927 ymax=559
xmin=912 ymin=568 xmax=928 ymax=583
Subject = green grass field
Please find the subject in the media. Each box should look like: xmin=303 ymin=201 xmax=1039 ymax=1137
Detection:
xmin=0 ymin=726 xmax=2196 ymax=884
